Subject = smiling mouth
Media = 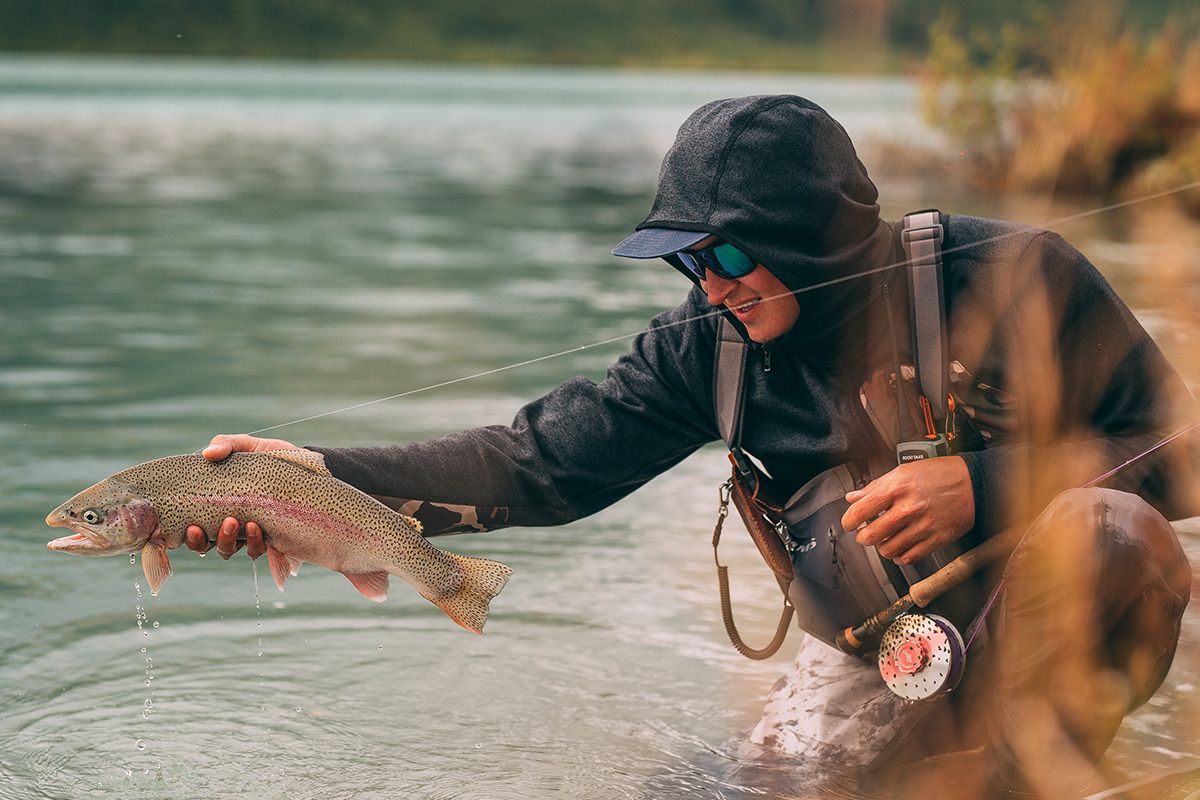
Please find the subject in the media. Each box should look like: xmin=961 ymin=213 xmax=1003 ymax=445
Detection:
xmin=730 ymin=299 xmax=761 ymax=315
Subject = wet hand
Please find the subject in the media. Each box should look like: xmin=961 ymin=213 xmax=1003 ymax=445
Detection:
xmin=841 ymin=456 xmax=975 ymax=565
xmin=185 ymin=517 xmax=267 ymax=560
xmin=201 ymin=432 xmax=300 ymax=462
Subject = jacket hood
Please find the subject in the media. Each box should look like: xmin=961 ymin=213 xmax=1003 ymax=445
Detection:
xmin=637 ymin=95 xmax=895 ymax=348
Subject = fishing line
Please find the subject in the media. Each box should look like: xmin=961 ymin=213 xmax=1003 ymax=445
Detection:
xmin=241 ymin=178 xmax=1200 ymax=439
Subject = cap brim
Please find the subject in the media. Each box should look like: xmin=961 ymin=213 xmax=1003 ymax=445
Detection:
xmin=611 ymin=228 xmax=710 ymax=259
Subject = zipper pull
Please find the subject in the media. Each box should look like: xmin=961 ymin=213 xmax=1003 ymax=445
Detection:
xmin=763 ymin=351 xmax=772 ymax=373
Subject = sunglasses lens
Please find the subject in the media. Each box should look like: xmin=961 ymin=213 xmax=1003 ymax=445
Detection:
xmin=674 ymin=252 xmax=705 ymax=279
xmin=693 ymin=243 xmax=754 ymax=279
xmin=671 ymin=242 xmax=755 ymax=280
xmin=710 ymin=243 xmax=755 ymax=277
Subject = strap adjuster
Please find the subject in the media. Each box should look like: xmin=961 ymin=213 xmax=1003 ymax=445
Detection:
xmin=901 ymin=224 xmax=943 ymax=246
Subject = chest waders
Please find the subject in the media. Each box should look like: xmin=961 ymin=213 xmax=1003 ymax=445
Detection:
xmin=710 ymin=211 xmax=980 ymax=682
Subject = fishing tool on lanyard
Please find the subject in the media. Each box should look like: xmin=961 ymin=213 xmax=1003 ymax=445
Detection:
xmin=838 ymin=420 xmax=1200 ymax=700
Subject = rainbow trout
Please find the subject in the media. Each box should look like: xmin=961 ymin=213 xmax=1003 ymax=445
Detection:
xmin=45 ymin=450 xmax=512 ymax=634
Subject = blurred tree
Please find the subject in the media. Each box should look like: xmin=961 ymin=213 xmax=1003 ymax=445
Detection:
xmin=921 ymin=0 xmax=1200 ymax=214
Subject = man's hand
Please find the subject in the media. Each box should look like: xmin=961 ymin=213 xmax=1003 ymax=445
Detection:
xmin=841 ymin=456 xmax=975 ymax=565
xmin=200 ymin=433 xmax=300 ymax=462
xmin=185 ymin=433 xmax=300 ymax=560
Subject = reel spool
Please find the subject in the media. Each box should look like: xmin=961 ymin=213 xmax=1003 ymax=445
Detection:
xmin=877 ymin=613 xmax=966 ymax=701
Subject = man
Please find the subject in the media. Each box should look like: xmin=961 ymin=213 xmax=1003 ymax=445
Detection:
xmin=190 ymin=95 xmax=1193 ymax=795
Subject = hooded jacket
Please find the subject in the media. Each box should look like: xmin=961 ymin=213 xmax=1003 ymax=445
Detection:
xmin=311 ymin=96 xmax=1196 ymax=537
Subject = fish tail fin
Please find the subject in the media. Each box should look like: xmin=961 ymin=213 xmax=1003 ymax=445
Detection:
xmin=430 ymin=553 xmax=513 ymax=635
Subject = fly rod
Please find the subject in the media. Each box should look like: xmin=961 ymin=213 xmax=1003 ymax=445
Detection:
xmin=836 ymin=420 xmax=1200 ymax=654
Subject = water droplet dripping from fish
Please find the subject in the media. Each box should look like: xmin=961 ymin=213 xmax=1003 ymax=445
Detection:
xmin=129 ymin=554 xmax=136 ymax=565
xmin=134 ymin=739 xmax=145 ymax=751
xmin=152 ymin=621 xmax=159 ymax=628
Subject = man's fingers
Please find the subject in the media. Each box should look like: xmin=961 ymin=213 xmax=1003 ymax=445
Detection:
xmin=202 ymin=433 xmax=299 ymax=461
xmin=202 ymin=438 xmax=234 ymax=462
xmin=185 ymin=525 xmax=210 ymax=553
xmin=857 ymin=508 xmax=909 ymax=547
xmin=843 ymin=487 xmax=891 ymax=535
xmin=245 ymin=522 xmax=266 ymax=560
xmin=215 ymin=516 xmax=242 ymax=559
xmin=874 ymin=524 xmax=924 ymax=562
xmin=892 ymin=539 xmax=936 ymax=566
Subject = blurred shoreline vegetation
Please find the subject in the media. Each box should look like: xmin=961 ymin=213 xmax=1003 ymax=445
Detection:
xmin=919 ymin=2 xmax=1200 ymax=216
xmin=0 ymin=0 xmax=1189 ymax=73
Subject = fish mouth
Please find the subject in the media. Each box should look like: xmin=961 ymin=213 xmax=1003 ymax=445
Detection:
xmin=45 ymin=513 xmax=114 ymax=554
xmin=47 ymin=531 xmax=114 ymax=553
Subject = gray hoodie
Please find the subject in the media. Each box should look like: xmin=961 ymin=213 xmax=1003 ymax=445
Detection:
xmin=312 ymin=95 xmax=1196 ymax=537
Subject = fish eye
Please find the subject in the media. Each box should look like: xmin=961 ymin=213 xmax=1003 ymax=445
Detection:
xmin=81 ymin=509 xmax=104 ymax=525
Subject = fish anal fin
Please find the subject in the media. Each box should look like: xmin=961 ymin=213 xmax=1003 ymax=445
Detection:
xmin=343 ymin=571 xmax=389 ymax=603
xmin=265 ymin=545 xmax=302 ymax=592
xmin=141 ymin=535 xmax=172 ymax=596
xmin=266 ymin=449 xmax=332 ymax=477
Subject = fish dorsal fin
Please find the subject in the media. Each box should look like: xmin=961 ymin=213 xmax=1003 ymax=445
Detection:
xmin=400 ymin=514 xmax=423 ymax=535
xmin=265 ymin=449 xmax=332 ymax=477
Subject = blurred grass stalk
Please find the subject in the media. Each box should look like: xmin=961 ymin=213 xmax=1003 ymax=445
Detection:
xmin=919 ymin=0 xmax=1200 ymax=217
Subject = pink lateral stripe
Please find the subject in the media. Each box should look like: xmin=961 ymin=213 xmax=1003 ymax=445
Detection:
xmin=173 ymin=495 xmax=374 ymax=543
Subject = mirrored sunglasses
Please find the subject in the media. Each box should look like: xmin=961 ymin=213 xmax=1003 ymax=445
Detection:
xmin=672 ymin=241 xmax=756 ymax=280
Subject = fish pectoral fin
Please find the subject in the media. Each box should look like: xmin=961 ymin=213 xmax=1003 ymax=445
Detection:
xmin=141 ymin=537 xmax=172 ymax=596
xmin=342 ymin=571 xmax=389 ymax=603
xmin=265 ymin=449 xmax=332 ymax=477
xmin=265 ymin=545 xmax=303 ymax=592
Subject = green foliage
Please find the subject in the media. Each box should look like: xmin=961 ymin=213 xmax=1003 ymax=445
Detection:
xmin=921 ymin=2 xmax=1200 ymax=213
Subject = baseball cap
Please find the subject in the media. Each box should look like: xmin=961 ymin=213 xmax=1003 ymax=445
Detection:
xmin=611 ymin=227 xmax=710 ymax=259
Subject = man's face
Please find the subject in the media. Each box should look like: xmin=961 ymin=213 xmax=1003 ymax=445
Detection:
xmin=687 ymin=237 xmax=800 ymax=343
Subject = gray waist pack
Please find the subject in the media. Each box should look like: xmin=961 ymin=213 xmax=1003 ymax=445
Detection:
xmin=780 ymin=455 xmax=979 ymax=653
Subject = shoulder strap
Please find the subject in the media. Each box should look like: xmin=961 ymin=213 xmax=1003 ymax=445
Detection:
xmin=714 ymin=317 xmax=756 ymax=478
xmin=902 ymin=210 xmax=950 ymax=425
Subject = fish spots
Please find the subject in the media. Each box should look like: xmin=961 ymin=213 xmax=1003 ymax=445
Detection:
xmin=51 ymin=452 xmax=513 ymax=632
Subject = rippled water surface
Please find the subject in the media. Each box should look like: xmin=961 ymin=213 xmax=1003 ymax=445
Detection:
xmin=1 ymin=56 xmax=1198 ymax=799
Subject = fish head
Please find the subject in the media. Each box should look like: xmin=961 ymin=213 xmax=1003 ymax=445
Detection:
xmin=46 ymin=480 xmax=160 ymax=556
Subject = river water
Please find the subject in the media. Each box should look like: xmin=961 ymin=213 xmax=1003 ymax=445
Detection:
xmin=0 ymin=56 xmax=1197 ymax=799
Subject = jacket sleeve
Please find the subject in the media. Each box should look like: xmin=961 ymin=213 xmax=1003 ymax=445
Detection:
xmin=308 ymin=289 xmax=721 ymax=536
xmin=954 ymin=231 xmax=1199 ymax=535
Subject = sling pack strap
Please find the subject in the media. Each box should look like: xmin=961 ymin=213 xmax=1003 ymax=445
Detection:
xmin=902 ymin=210 xmax=950 ymax=425
xmin=715 ymin=317 xmax=755 ymax=479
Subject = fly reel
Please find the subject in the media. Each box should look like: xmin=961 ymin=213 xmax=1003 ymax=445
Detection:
xmin=877 ymin=613 xmax=966 ymax=701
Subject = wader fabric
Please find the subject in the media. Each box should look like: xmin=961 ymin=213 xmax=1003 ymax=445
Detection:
xmin=751 ymin=488 xmax=1190 ymax=774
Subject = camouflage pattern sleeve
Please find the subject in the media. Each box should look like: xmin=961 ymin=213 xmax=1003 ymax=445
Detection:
xmin=370 ymin=494 xmax=511 ymax=536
